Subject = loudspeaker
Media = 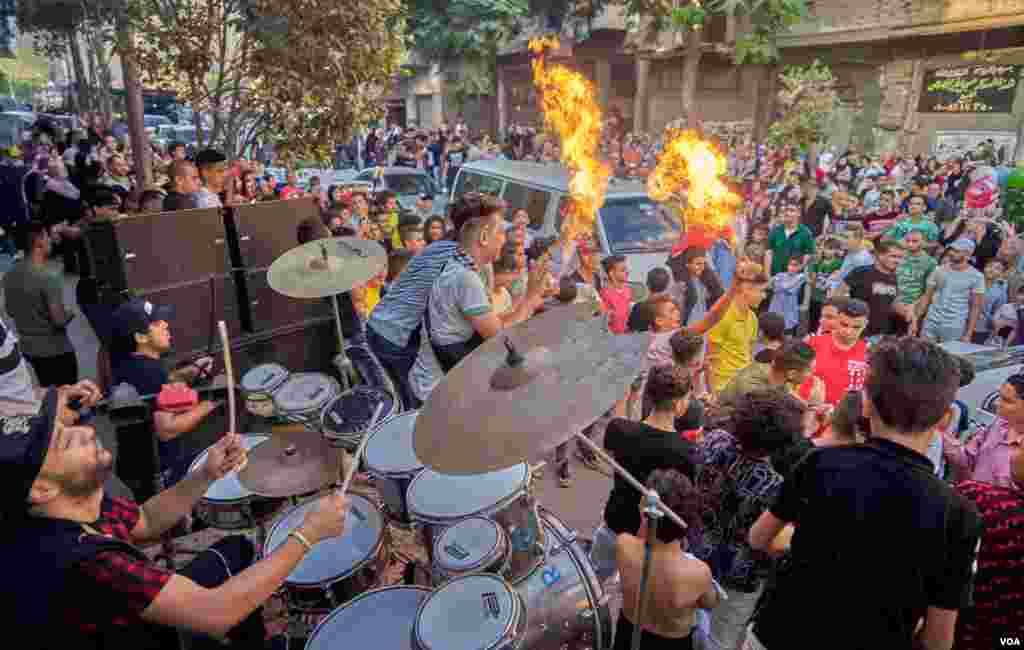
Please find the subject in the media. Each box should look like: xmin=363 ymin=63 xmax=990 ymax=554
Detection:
xmin=83 ymin=207 xmax=228 ymax=293
xmin=242 ymin=266 xmax=334 ymax=333
xmin=135 ymin=275 xmax=243 ymax=361
xmin=232 ymin=198 xmax=319 ymax=269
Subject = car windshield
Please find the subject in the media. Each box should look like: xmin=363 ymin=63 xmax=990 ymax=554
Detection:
xmin=599 ymin=198 xmax=680 ymax=253
xmin=386 ymin=173 xmax=433 ymax=196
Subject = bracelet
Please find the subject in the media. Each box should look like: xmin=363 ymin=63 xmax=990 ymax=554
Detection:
xmin=289 ymin=530 xmax=314 ymax=552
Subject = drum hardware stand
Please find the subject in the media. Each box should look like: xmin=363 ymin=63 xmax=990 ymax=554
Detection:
xmin=632 ymin=491 xmax=662 ymax=650
xmin=316 ymin=240 xmax=357 ymax=392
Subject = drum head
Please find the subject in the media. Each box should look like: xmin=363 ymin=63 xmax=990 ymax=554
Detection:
xmin=241 ymin=363 xmax=289 ymax=393
xmin=274 ymin=373 xmax=339 ymax=415
xmin=307 ymin=586 xmax=430 ymax=650
xmin=188 ymin=435 xmax=268 ymax=502
xmin=434 ymin=517 xmax=503 ymax=572
xmin=416 ymin=574 xmax=517 ymax=650
xmin=364 ymin=411 xmax=422 ymax=475
xmin=408 ymin=464 xmax=528 ymax=523
xmin=322 ymin=386 xmax=396 ymax=436
xmin=264 ymin=494 xmax=383 ymax=585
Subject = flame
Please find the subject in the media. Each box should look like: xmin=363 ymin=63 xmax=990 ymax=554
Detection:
xmin=648 ymin=129 xmax=741 ymax=252
xmin=529 ymin=36 xmax=611 ymax=241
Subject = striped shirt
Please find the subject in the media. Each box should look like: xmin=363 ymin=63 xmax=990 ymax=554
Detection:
xmin=367 ymin=240 xmax=458 ymax=348
xmin=0 ymin=319 xmax=39 ymax=411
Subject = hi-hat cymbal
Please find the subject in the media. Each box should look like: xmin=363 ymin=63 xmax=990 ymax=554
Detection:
xmin=237 ymin=431 xmax=341 ymax=497
xmin=268 ymin=237 xmax=387 ymax=299
xmin=413 ymin=303 xmax=650 ymax=475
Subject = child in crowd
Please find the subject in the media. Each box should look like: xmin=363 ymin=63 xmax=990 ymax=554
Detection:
xmin=600 ymin=255 xmax=632 ymax=334
xmin=398 ymin=215 xmax=425 ymax=254
xmin=753 ymin=312 xmax=786 ymax=362
xmin=628 ymin=267 xmax=672 ymax=333
xmin=768 ymin=258 xmax=808 ymax=336
xmin=743 ymin=223 xmax=770 ymax=267
xmin=973 ymin=258 xmax=1008 ymax=345
xmin=807 ymin=237 xmax=843 ymax=333
xmin=990 ymin=284 xmax=1024 ymax=345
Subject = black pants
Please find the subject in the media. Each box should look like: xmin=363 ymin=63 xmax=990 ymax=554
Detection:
xmin=367 ymin=325 xmax=421 ymax=410
xmin=27 ymin=351 xmax=78 ymax=387
xmin=178 ymin=535 xmax=266 ymax=649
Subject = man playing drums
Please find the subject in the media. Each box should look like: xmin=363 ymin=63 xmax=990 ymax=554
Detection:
xmin=1 ymin=387 xmax=349 ymax=649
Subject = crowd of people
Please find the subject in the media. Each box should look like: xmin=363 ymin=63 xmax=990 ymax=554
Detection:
xmin=0 ymin=107 xmax=1021 ymax=650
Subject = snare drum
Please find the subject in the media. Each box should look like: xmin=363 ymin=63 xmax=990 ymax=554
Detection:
xmin=320 ymin=385 xmax=398 ymax=450
xmin=187 ymin=435 xmax=286 ymax=530
xmin=407 ymin=463 xmax=545 ymax=583
xmin=512 ymin=507 xmax=613 ymax=650
xmin=305 ymin=586 xmax=430 ymax=650
xmin=274 ymin=373 xmax=341 ymax=427
xmin=263 ymin=494 xmax=388 ymax=612
xmin=240 ymin=363 xmax=290 ymax=418
xmin=414 ymin=573 xmax=527 ymax=650
xmin=431 ymin=517 xmax=510 ymax=585
xmin=363 ymin=411 xmax=423 ymax=524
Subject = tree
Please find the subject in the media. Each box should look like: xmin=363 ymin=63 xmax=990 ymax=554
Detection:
xmin=765 ymin=59 xmax=838 ymax=171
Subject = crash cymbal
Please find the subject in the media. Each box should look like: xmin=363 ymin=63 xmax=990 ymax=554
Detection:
xmin=268 ymin=237 xmax=387 ymax=299
xmin=414 ymin=303 xmax=650 ymax=475
xmin=237 ymin=431 xmax=341 ymax=497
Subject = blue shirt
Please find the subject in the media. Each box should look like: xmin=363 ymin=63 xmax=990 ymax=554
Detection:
xmin=975 ymin=280 xmax=1008 ymax=334
xmin=111 ymin=354 xmax=184 ymax=482
xmin=768 ymin=272 xmax=806 ymax=330
xmin=710 ymin=240 xmax=736 ymax=289
xmin=367 ymin=240 xmax=458 ymax=347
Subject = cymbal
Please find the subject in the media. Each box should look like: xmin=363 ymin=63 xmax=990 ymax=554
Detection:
xmin=268 ymin=237 xmax=387 ymax=299
xmin=413 ymin=303 xmax=650 ymax=475
xmin=237 ymin=431 xmax=341 ymax=497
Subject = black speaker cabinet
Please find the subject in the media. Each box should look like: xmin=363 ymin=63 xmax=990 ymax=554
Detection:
xmin=232 ymin=198 xmax=319 ymax=269
xmin=84 ymin=208 xmax=228 ymax=293
xmin=242 ymin=267 xmax=334 ymax=333
xmin=135 ymin=275 xmax=243 ymax=362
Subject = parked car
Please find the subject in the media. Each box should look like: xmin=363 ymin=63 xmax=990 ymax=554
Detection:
xmin=941 ymin=341 xmax=1024 ymax=431
xmin=353 ymin=166 xmax=448 ymax=216
xmin=451 ymin=159 xmax=680 ymax=293
xmin=0 ymin=111 xmax=35 ymax=149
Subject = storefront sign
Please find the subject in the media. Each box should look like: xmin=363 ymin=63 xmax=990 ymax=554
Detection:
xmin=918 ymin=65 xmax=1020 ymax=113
xmin=932 ymin=130 xmax=1017 ymax=161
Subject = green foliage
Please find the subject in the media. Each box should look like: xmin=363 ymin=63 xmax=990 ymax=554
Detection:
xmin=671 ymin=4 xmax=706 ymax=28
xmin=766 ymin=59 xmax=838 ymax=147
xmin=407 ymin=0 xmax=529 ymax=62
xmin=1006 ymin=184 xmax=1024 ymax=233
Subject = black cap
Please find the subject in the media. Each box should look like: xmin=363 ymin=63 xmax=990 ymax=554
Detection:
xmin=194 ymin=148 xmax=227 ymax=168
xmin=0 ymin=389 xmax=59 ymax=514
xmin=112 ymin=298 xmax=174 ymax=343
xmin=419 ymin=193 xmax=433 ymax=201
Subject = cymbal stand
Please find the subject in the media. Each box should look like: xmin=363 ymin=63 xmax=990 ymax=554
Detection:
xmin=321 ymin=241 xmax=355 ymax=391
xmin=573 ymin=431 xmax=689 ymax=531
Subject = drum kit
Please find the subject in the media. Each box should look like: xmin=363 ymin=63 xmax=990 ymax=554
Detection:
xmin=184 ymin=236 xmax=690 ymax=649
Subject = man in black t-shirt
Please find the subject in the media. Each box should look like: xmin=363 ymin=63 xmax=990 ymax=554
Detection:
xmin=839 ymin=239 xmax=910 ymax=338
xmin=592 ymin=365 xmax=699 ymax=581
xmin=110 ymin=299 xmax=218 ymax=487
xmin=748 ymin=337 xmax=983 ymax=650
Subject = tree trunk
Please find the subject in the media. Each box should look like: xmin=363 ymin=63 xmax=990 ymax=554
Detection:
xmin=66 ymin=33 xmax=91 ymax=114
xmin=118 ymin=23 xmax=151 ymax=192
xmin=680 ymin=26 xmax=703 ymax=130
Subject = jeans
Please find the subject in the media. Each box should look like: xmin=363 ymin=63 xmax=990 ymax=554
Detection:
xmin=367 ymin=325 xmax=421 ymax=411
xmin=179 ymin=535 xmax=266 ymax=649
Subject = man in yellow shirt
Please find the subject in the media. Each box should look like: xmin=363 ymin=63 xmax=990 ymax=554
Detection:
xmin=707 ymin=267 xmax=768 ymax=393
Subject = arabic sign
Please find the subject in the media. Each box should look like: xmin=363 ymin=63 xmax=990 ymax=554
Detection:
xmin=918 ymin=65 xmax=1020 ymax=114
xmin=932 ymin=130 xmax=1017 ymax=161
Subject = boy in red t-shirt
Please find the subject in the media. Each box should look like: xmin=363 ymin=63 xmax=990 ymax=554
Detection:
xmin=807 ymin=298 xmax=870 ymax=405
xmin=599 ymin=255 xmax=632 ymax=334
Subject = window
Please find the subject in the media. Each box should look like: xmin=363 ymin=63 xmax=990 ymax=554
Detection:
xmin=385 ymin=174 xmax=432 ymax=196
xmin=502 ymin=183 xmax=550 ymax=230
xmin=452 ymin=171 xmax=503 ymax=201
xmin=599 ymin=198 xmax=680 ymax=254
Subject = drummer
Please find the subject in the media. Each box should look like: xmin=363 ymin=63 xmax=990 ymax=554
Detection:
xmin=407 ymin=193 xmax=550 ymax=406
xmin=109 ymin=298 xmax=220 ymax=487
xmin=0 ymin=387 xmax=350 ymax=649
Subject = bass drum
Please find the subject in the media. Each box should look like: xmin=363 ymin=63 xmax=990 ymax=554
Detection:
xmin=513 ymin=507 xmax=612 ymax=650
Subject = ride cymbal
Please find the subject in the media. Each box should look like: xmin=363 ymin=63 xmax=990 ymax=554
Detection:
xmin=237 ymin=431 xmax=342 ymax=497
xmin=414 ymin=303 xmax=650 ymax=475
xmin=267 ymin=237 xmax=387 ymax=299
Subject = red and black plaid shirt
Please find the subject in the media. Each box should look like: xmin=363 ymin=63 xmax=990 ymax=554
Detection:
xmin=63 ymin=497 xmax=173 ymax=633
xmin=955 ymin=480 xmax=1024 ymax=649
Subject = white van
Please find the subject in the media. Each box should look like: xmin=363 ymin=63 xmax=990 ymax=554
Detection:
xmin=451 ymin=160 xmax=679 ymax=294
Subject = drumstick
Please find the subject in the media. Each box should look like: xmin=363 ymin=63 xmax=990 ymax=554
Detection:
xmin=218 ymin=321 xmax=237 ymax=437
xmin=338 ymin=402 xmax=385 ymax=497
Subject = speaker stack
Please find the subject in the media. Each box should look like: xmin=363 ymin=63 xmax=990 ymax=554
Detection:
xmin=83 ymin=197 xmax=337 ymax=374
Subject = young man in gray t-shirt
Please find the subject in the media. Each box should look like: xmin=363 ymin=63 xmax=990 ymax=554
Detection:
xmin=918 ymin=238 xmax=985 ymax=344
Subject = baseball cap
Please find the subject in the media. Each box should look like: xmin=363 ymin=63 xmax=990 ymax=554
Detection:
xmin=419 ymin=193 xmax=433 ymax=201
xmin=194 ymin=148 xmax=227 ymax=168
xmin=112 ymin=298 xmax=174 ymax=342
xmin=950 ymin=238 xmax=976 ymax=254
xmin=0 ymin=388 xmax=59 ymax=514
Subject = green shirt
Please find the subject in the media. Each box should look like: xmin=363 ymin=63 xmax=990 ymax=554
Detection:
xmin=884 ymin=217 xmax=940 ymax=243
xmin=896 ymin=252 xmax=937 ymax=305
xmin=810 ymin=258 xmax=843 ymax=302
xmin=1 ymin=260 xmax=72 ymax=358
xmin=767 ymin=224 xmax=815 ymax=276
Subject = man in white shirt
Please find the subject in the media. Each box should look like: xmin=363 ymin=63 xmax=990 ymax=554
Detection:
xmin=193 ymin=149 xmax=227 ymax=209
xmin=408 ymin=194 xmax=547 ymax=405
